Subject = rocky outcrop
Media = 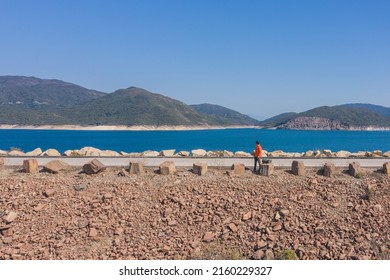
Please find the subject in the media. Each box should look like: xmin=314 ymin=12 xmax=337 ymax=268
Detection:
xmin=278 ymin=117 xmax=348 ymax=130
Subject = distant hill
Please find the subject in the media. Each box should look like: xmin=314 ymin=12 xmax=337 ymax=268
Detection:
xmin=190 ymin=103 xmax=260 ymax=126
xmin=343 ymin=103 xmax=390 ymax=117
xmin=259 ymin=112 xmax=298 ymax=127
xmin=261 ymin=104 xmax=390 ymax=129
xmin=63 ymin=87 xmax=219 ymax=126
xmin=0 ymin=76 xmax=105 ymax=108
xmin=0 ymin=77 xmax=257 ymax=126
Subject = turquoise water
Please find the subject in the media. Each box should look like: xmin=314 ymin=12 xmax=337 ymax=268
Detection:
xmin=0 ymin=129 xmax=389 ymax=153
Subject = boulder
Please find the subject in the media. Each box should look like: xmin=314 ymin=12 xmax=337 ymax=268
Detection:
xmin=160 ymin=149 xmax=176 ymax=157
xmin=223 ymin=150 xmax=234 ymax=157
xmin=193 ymin=162 xmax=208 ymax=175
xmin=350 ymin=151 xmax=367 ymax=157
xmin=141 ymin=150 xmax=160 ymax=157
xmin=0 ymin=158 xmax=4 ymax=170
xmin=292 ymin=160 xmax=305 ymax=176
xmin=206 ymin=151 xmax=223 ymax=157
xmin=8 ymin=150 xmax=25 ymax=156
xmin=25 ymin=148 xmax=42 ymax=156
xmin=336 ymin=150 xmax=351 ymax=157
xmin=303 ymin=150 xmax=314 ymax=157
xmin=259 ymin=163 xmax=274 ymax=176
xmin=63 ymin=150 xmax=80 ymax=156
xmin=119 ymin=151 xmax=129 ymax=156
xmin=323 ymin=162 xmax=336 ymax=177
xmin=230 ymin=163 xmax=245 ymax=176
xmin=371 ymin=150 xmax=382 ymax=157
xmin=268 ymin=150 xmax=284 ymax=157
xmin=79 ymin=147 xmax=102 ymax=156
xmin=191 ymin=149 xmax=207 ymax=157
xmin=0 ymin=150 xmax=8 ymax=156
xmin=159 ymin=161 xmax=175 ymax=175
xmin=41 ymin=149 xmax=61 ymax=157
xmin=129 ymin=161 xmax=144 ymax=175
xmin=128 ymin=152 xmax=142 ymax=157
xmin=43 ymin=160 xmax=71 ymax=173
xmin=177 ymin=151 xmax=190 ymax=157
xmin=23 ymin=159 xmax=39 ymax=173
xmin=383 ymin=151 xmax=390 ymax=157
xmin=322 ymin=149 xmax=333 ymax=157
xmin=349 ymin=162 xmax=362 ymax=177
xmin=383 ymin=162 xmax=390 ymax=176
xmin=82 ymin=159 xmax=106 ymax=175
xmin=100 ymin=150 xmax=120 ymax=157
xmin=234 ymin=151 xmax=251 ymax=157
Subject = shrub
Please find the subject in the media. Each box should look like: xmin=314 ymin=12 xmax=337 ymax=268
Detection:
xmin=364 ymin=185 xmax=375 ymax=201
xmin=355 ymin=172 xmax=364 ymax=179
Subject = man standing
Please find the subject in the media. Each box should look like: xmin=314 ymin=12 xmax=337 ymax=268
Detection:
xmin=253 ymin=140 xmax=262 ymax=172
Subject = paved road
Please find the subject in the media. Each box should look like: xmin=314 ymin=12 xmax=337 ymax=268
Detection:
xmin=2 ymin=156 xmax=389 ymax=168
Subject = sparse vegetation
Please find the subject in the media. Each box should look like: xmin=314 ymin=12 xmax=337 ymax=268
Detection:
xmin=276 ymin=249 xmax=298 ymax=260
xmin=190 ymin=241 xmax=243 ymax=260
xmin=364 ymin=185 xmax=376 ymax=201
xmin=355 ymin=172 xmax=364 ymax=179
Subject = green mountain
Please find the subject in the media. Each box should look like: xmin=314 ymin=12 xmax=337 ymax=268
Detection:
xmin=0 ymin=76 xmax=257 ymax=126
xmin=62 ymin=87 xmax=219 ymax=126
xmin=261 ymin=104 xmax=390 ymax=129
xmin=0 ymin=76 xmax=105 ymax=108
xmin=343 ymin=103 xmax=390 ymax=117
xmin=190 ymin=103 xmax=261 ymax=126
xmin=259 ymin=112 xmax=298 ymax=127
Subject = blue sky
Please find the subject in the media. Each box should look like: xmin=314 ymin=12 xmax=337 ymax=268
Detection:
xmin=1 ymin=0 xmax=389 ymax=118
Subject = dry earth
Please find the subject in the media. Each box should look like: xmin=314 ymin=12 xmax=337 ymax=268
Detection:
xmin=0 ymin=166 xmax=389 ymax=260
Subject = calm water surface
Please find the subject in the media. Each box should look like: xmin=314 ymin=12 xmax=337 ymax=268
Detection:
xmin=0 ymin=129 xmax=389 ymax=153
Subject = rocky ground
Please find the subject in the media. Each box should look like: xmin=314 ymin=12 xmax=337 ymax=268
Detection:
xmin=0 ymin=166 xmax=389 ymax=260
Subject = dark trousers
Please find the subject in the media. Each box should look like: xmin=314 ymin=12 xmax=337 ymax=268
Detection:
xmin=254 ymin=157 xmax=261 ymax=171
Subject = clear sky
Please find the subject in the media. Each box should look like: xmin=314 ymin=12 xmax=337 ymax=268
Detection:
xmin=1 ymin=0 xmax=389 ymax=118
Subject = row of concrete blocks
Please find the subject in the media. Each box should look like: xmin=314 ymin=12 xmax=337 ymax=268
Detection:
xmin=0 ymin=158 xmax=210 ymax=176
xmin=289 ymin=160 xmax=390 ymax=177
xmin=1 ymin=158 xmax=389 ymax=177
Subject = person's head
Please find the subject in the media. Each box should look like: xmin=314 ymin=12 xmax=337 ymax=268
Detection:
xmin=256 ymin=140 xmax=259 ymax=145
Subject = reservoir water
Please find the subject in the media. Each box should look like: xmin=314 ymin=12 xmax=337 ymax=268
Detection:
xmin=0 ymin=129 xmax=389 ymax=153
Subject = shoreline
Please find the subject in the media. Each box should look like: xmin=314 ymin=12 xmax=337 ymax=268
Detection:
xmin=1 ymin=124 xmax=390 ymax=131
xmin=0 ymin=124 xmax=260 ymax=131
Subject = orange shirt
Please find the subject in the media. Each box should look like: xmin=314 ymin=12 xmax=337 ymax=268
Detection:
xmin=254 ymin=144 xmax=262 ymax=157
